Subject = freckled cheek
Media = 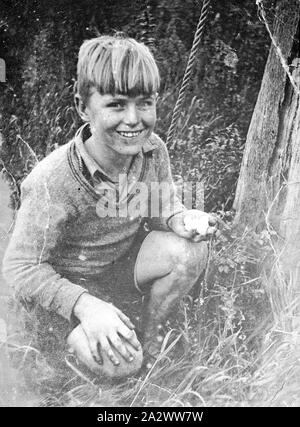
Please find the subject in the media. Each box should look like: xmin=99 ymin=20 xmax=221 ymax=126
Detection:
xmin=104 ymin=113 xmax=121 ymax=128
xmin=95 ymin=117 xmax=120 ymax=135
xmin=143 ymin=112 xmax=156 ymax=130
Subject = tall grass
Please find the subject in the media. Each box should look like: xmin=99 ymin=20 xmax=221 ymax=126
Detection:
xmin=1 ymin=105 xmax=298 ymax=406
xmin=1 ymin=224 xmax=299 ymax=407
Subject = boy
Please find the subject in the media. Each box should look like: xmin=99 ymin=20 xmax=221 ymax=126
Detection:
xmin=2 ymin=35 xmax=217 ymax=377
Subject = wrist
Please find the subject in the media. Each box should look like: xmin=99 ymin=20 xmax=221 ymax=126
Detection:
xmin=166 ymin=210 xmax=185 ymax=231
xmin=73 ymin=292 xmax=98 ymax=321
xmin=167 ymin=216 xmax=175 ymax=231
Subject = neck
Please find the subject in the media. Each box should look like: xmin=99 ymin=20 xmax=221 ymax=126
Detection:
xmin=85 ymin=136 xmax=133 ymax=179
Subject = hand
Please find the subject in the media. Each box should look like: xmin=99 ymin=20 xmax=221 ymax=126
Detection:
xmin=72 ymin=293 xmax=142 ymax=366
xmin=168 ymin=209 xmax=218 ymax=242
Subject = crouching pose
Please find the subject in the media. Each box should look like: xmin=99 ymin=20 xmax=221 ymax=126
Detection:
xmin=2 ymin=34 xmax=217 ymax=378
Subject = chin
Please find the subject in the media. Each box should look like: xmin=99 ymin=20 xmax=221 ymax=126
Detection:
xmin=117 ymin=144 xmax=142 ymax=156
xmin=113 ymin=131 xmax=151 ymax=156
xmin=116 ymin=138 xmax=147 ymax=155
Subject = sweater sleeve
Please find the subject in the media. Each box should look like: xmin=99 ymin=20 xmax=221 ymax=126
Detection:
xmin=2 ymin=176 xmax=88 ymax=322
xmin=148 ymin=134 xmax=186 ymax=231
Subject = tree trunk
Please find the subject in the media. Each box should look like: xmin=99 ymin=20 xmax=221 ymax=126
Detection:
xmin=279 ymin=61 xmax=300 ymax=241
xmin=278 ymin=61 xmax=300 ymax=278
xmin=233 ymin=0 xmax=300 ymax=230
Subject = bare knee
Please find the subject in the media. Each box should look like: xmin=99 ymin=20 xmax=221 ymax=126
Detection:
xmin=150 ymin=234 xmax=208 ymax=301
xmin=167 ymin=234 xmax=208 ymax=279
xmin=67 ymin=325 xmax=143 ymax=378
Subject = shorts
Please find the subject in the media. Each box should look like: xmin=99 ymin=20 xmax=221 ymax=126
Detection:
xmin=72 ymin=223 xmax=151 ymax=303
xmin=22 ymin=224 xmax=151 ymax=371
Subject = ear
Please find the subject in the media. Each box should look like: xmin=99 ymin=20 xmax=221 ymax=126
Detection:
xmin=74 ymin=89 xmax=90 ymax=122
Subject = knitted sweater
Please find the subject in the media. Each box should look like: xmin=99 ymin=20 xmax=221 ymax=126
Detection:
xmin=2 ymin=131 xmax=185 ymax=322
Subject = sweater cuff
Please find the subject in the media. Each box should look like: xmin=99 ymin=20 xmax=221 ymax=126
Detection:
xmin=166 ymin=209 xmax=186 ymax=230
xmin=50 ymin=279 xmax=89 ymax=322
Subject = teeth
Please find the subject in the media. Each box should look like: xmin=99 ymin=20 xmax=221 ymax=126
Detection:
xmin=118 ymin=130 xmax=143 ymax=138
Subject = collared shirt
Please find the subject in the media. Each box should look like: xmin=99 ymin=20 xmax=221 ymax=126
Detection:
xmin=4 ymin=125 xmax=185 ymax=323
xmin=75 ymin=124 xmax=158 ymax=202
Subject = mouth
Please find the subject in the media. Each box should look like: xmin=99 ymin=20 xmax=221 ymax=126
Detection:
xmin=116 ymin=130 xmax=144 ymax=139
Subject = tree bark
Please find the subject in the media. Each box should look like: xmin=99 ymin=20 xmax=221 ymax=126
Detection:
xmin=233 ymin=0 xmax=300 ymax=230
xmin=279 ymin=61 xmax=300 ymax=241
xmin=278 ymin=61 xmax=300 ymax=279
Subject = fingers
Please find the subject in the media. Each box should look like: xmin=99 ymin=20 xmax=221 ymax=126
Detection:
xmin=117 ymin=309 xmax=135 ymax=330
xmin=100 ymin=330 xmax=141 ymax=366
xmin=87 ymin=332 xmax=134 ymax=367
xmin=191 ymin=233 xmax=204 ymax=243
xmin=208 ymin=214 xmax=218 ymax=227
xmin=109 ymin=332 xmax=134 ymax=363
xmin=84 ymin=324 xmax=121 ymax=367
xmin=89 ymin=329 xmax=141 ymax=367
xmin=185 ymin=229 xmax=197 ymax=239
xmin=78 ymin=303 xmax=142 ymax=368
xmin=191 ymin=225 xmax=218 ymax=242
xmin=118 ymin=325 xmax=141 ymax=351
xmin=206 ymin=225 xmax=218 ymax=236
xmin=87 ymin=336 xmax=103 ymax=365
xmin=98 ymin=334 xmax=120 ymax=366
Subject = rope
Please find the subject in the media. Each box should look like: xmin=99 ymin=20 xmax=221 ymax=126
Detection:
xmin=166 ymin=0 xmax=212 ymax=146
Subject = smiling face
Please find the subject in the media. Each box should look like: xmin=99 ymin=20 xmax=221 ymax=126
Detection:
xmin=76 ymin=35 xmax=160 ymax=159
xmin=82 ymin=89 xmax=157 ymax=156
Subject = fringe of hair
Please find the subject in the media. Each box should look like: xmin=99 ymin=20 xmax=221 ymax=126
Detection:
xmin=77 ymin=35 xmax=160 ymax=102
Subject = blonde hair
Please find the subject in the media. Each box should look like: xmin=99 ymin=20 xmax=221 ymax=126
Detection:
xmin=77 ymin=34 xmax=160 ymax=103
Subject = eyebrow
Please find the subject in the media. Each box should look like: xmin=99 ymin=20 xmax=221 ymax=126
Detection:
xmin=140 ymin=95 xmax=155 ymax=99
xmin=107 ymin=97 xmax=126 ymax=101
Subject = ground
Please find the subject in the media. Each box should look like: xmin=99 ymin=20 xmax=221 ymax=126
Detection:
xmin=0 ymin=174 xmax=41 ymax=406
xmin=1 ymin=172 xmax=298 ymax=407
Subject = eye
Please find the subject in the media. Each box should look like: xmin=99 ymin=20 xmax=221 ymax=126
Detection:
xmin=137 ymin=98 xmax=155 ymax=109
xmin=107 ymin=101 xmax=124 ymax=109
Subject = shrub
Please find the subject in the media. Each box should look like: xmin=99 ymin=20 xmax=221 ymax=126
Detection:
xmin=166 ymin=118 xmax=244 ymax=212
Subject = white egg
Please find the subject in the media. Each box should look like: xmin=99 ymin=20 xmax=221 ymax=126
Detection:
xmin=184 ymin=212 xmax=209 ymax=235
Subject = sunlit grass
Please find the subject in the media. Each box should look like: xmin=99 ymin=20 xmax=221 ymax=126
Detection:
xmin=1 ymin=223 xmax=298 ymax=407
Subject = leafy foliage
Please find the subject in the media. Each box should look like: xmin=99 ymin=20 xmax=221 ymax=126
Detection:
xmin=1 ymin=0 xmax=299 ymax=408
xmin=168 ymin=121 xmax=244 ymax=211
xmin=0 ymin=0 xmax=270 ymax=211
xmin=4 ymin=223 xmax=299 ymax=407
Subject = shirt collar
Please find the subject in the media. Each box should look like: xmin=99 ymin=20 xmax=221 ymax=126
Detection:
xmin=76 ymin=127 xmax=105 ymax=181
xmin=74 ymin=123 xmax=158 ymax=182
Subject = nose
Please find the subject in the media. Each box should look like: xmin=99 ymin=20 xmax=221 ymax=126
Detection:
xmin=123 ymin=104 xmax=139 ymax=127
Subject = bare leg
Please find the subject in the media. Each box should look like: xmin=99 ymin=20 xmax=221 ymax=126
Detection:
xmin=68 ymin=231 xmax=207 ymax=376
xmin=135 ymin=231 xmax=208 ymax=358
